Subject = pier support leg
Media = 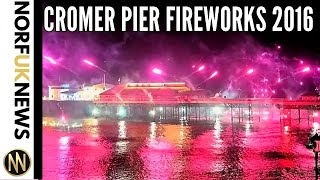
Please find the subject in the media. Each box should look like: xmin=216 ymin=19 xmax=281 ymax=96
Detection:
xmin=298 ymin=108 xmax=301 ymax=124
xmin=258 ymin=106 xmax=261 ymax=122
xmin=238 ymin=105 xmax=241 ymax=123
xmin=248 ymin=104 xmax=252 ymax=121
xmin=205 ymin=106 xmax=208 ymax=121
xmin=231 ymin=106 xmax=233 ymax=122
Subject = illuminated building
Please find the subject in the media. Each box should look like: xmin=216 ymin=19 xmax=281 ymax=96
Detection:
xmin=47 ymin=83 xmax=114 ymax=101
xmin=48 ymin=84 xmax=70 ymax=100
xmin=99 ymin=82 xmax=191 ymax=102
xmin=72 ymin=83 xmax=113 ymax=101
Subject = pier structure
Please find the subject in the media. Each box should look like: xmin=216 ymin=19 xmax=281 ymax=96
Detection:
xmin=93 ymin=82 xmax=320 ymax=123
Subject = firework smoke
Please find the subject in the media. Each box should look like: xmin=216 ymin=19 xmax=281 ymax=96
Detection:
xmin=43 ymin=32 xmax=319 ymax=98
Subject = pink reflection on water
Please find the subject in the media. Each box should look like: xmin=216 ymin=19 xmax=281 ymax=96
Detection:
xmin=140 ymin=137 xmax=179 ymax=179
xmin=43 ymin=113 xmax=319 ymax=179
xmin=188 ymin=130 xmax=224 ymax=177
xmin=43 ymin=127 xmax=112 ymax=180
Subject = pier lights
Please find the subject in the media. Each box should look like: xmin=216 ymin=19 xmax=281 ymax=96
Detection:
xmin=117 ymin=106 xmax=127 ymax=118
xmin=149 ymin=110 xmax=156 ymax=117
xmin=92 ymin=108 xmax=99 ymax=116
xmin=60 ymin=114 xmax=65 ymax=120
xmin=212 ymin=106 xmax=223 ymax=116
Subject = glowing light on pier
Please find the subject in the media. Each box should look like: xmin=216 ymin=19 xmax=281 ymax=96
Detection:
xmin=71 ymin=123 xmax=83 ymax=128
xmin=92 ymin=108 xmax=99 ymax=116
xmin=117 ymin=106 xmax=127 ymax=118
xmin=149 ymin=110 xmax=156 ymax=116
xmin=212 ymin=106 xmax=223 ymax=115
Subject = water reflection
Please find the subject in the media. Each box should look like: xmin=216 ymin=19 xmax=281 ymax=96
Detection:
xmin=212 ymin=119 xmax=223 ymax=155
xmin=118 ymin=120 xmax=126 ymax=139
xmin=58 ymin=136 xmax=69 ymax=180
xmin=116 ymin=120 xmax=128 ymax=154
xmin=149 ymin=122 xmax=157 ymax=139
xmin=43 ymin=114 xmax=319 ymax=179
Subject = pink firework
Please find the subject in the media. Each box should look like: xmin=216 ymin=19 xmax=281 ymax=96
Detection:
xmin=152 ymin=68 xmax=162 ymax=75
xmin=302 ymin=67 xmax=310 ymax=72
xmin=210 ymin=71 xmax=218 ymax=78
xmin=44 ymin=56 xmax=57 ymax=64
xmin=198 ymin=65 xmax=205 ymax=71
xmin=83 ymin=60 xmax=95 ymax=66
xmin=247 ymin=69 xmax=254 ymax=74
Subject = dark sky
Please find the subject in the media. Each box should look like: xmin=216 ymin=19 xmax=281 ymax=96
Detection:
xmin=252 ymin=32 xmax=320 ymax=58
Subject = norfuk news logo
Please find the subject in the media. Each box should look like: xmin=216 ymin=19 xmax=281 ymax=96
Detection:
xmin=3 ymin=149 xmax=31 ymax=176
